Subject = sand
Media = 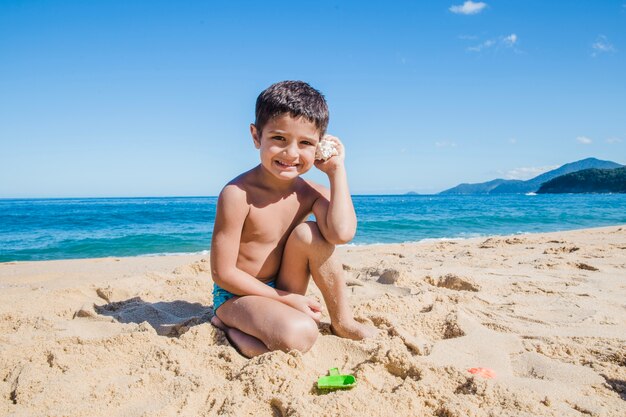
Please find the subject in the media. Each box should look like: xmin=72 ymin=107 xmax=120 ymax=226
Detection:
xmin=1 ymin=225 xmax=625 ymax=416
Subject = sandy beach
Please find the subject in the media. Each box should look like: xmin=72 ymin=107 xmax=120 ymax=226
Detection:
xmin=1 ymin=225 xmax=625 ymax=416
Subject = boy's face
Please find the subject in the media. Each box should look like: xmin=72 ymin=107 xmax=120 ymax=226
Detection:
xmin=251 ymin=114 xmax=321 ymax=182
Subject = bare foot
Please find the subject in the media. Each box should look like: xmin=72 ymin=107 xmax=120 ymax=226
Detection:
xmin=331 ymin=318 xmax=379 ymax=340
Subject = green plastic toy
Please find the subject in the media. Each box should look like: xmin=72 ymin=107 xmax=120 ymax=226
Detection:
xmin=317 ymin=368 xmax=356 ymax=390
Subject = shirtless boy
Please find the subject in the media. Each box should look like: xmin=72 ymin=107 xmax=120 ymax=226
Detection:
xmin=210 ymin=80 xmax=377 ymax=358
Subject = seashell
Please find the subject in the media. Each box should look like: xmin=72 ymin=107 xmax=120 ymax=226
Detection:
xmin=315 ymin=137 xmax=338 ymax=161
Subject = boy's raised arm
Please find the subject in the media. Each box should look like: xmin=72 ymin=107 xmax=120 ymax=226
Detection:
xmin=312 ymin=136 xmax=357 ymax=244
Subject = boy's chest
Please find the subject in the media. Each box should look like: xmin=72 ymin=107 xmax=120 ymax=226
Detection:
xmin=242 ymin=196 xmax=312 ymax=244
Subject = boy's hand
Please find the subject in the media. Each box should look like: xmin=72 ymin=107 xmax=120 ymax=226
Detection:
xmin=315 ymin=135 xmax=345 ymax=175
xmin=283 ymin=293 xmax=323 ymax=323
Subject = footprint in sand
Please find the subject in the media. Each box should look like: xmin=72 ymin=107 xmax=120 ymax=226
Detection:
xmin=369 ymin=315 xmax=432 ymax=355
xmin=369 ymin=312 xmax=469 ymax=355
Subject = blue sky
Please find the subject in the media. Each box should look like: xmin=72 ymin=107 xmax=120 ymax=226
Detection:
xmin=1 ymin=0 xmax=624 ymax=197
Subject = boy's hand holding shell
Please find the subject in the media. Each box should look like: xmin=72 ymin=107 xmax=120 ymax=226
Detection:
xmin=314 ymin=135 xmax=345 ymax=175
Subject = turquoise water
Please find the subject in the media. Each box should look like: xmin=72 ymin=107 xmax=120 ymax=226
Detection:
xmin=1 ymin=194 xmax=625 ymax=262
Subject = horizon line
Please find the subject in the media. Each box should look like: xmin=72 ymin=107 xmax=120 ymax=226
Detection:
xmin=0 ymin=193 xmax=446 ymax=200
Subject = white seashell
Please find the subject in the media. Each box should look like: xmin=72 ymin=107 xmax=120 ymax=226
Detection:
xmin=315 ymin=138 xmax=338 ymax=161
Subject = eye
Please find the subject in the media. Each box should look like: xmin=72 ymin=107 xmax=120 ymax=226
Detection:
xmin=301 ymin=141 xmax=314 ymax=146
xmin=272 ymin=136 xmax=285 ymax=141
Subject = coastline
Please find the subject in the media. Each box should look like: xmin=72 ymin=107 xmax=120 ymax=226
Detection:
xmin=4 ymin=193 xmax=626 ymax=263
xmin=1 ymin=225 xmax=625 ymax=416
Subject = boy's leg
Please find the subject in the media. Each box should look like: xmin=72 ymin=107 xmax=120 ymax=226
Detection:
xmin=211 ymin=315 xmax=269 ymax=358
xmin=214 ymin=295 xmax=318 ymax=358
xmin=276 ymin=221 xmax=378 ymax=339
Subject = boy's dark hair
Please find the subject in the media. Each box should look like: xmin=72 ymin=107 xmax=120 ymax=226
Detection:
xmin=255 ymin=81 xmax=329 ymax=136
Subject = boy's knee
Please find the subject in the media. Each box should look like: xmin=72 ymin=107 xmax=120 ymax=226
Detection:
xmin=290 ymin=221 xmax=331 ymax=248
xmin=275 ymin=317 xmax=318 ymax=353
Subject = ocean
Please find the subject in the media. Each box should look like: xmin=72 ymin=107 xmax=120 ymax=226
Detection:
xmin=1 ymin=194 xmax=625 ymax=262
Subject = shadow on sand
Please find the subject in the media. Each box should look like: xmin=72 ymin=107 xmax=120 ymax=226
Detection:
xmin=95 ymin=297 xmax=214 ymax=337
xmin=602 ymin=376 xmax=626 ymax=401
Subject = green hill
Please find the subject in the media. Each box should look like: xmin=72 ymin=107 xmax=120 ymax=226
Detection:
xmin=440 ymin=158 xmax=623 ymax=194
xmin=537 ymin=167 xmax=626 ymax=194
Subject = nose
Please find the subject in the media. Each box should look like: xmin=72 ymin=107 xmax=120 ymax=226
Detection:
xmin=284 ymin=142 xmax=299 ymax=158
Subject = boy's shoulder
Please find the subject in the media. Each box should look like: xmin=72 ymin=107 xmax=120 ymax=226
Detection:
xmin=222 ymin=169 xmax=328 ymax=198
xmin=219 ymin=174 xmax=328 ymax=211
xmin=299 ymin=178 xmax=329 ymax=199
xmin=220 ymin=168 xmax=261 ymax=195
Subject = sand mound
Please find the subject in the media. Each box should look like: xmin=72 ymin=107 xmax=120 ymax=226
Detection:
xmin=426 ymin=273 xmax=481 ymax=292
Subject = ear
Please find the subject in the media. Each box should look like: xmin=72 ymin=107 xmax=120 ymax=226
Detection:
xmin=250 ymin=124 xmax=261 ymax=149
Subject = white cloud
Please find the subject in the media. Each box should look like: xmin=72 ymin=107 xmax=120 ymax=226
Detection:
xmin=467 ymin=39 xmax=495 ymax=52
xmin=591 ymin=35 xmax=615 ymax=57
xmin=576 ymin=136 xmax=593 ymax=145
xmin=450 ymin=1 xmax=487 ymax=15
xmin=467 ymin=34 xmax=519 ymax=53
xmin=606 ymin=137 xmax=623 ymax=144
xmin=435 ymin=141 xmax=457 ymax=148
xmin=504 ymin=166 xmax=558 ymax=180
xmin=503 ymin=34 xmax=518 ymax=46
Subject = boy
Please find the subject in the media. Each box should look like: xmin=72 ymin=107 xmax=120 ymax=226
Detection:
xmin=210 ymin=81 xmax=377 ymax=358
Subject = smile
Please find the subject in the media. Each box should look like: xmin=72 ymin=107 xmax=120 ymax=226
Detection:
xmin=275 ymin=160 xmax=299 ymax=168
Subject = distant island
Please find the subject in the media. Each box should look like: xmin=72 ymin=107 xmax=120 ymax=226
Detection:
xmin=538 ymin=167 xmax=626 ymax=194
xmin=439 ymin=158 xmax=624 ymax=195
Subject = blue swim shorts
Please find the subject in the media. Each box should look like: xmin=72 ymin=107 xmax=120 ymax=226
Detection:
xmin=212 ymin=280 xmax=276 ymax=312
